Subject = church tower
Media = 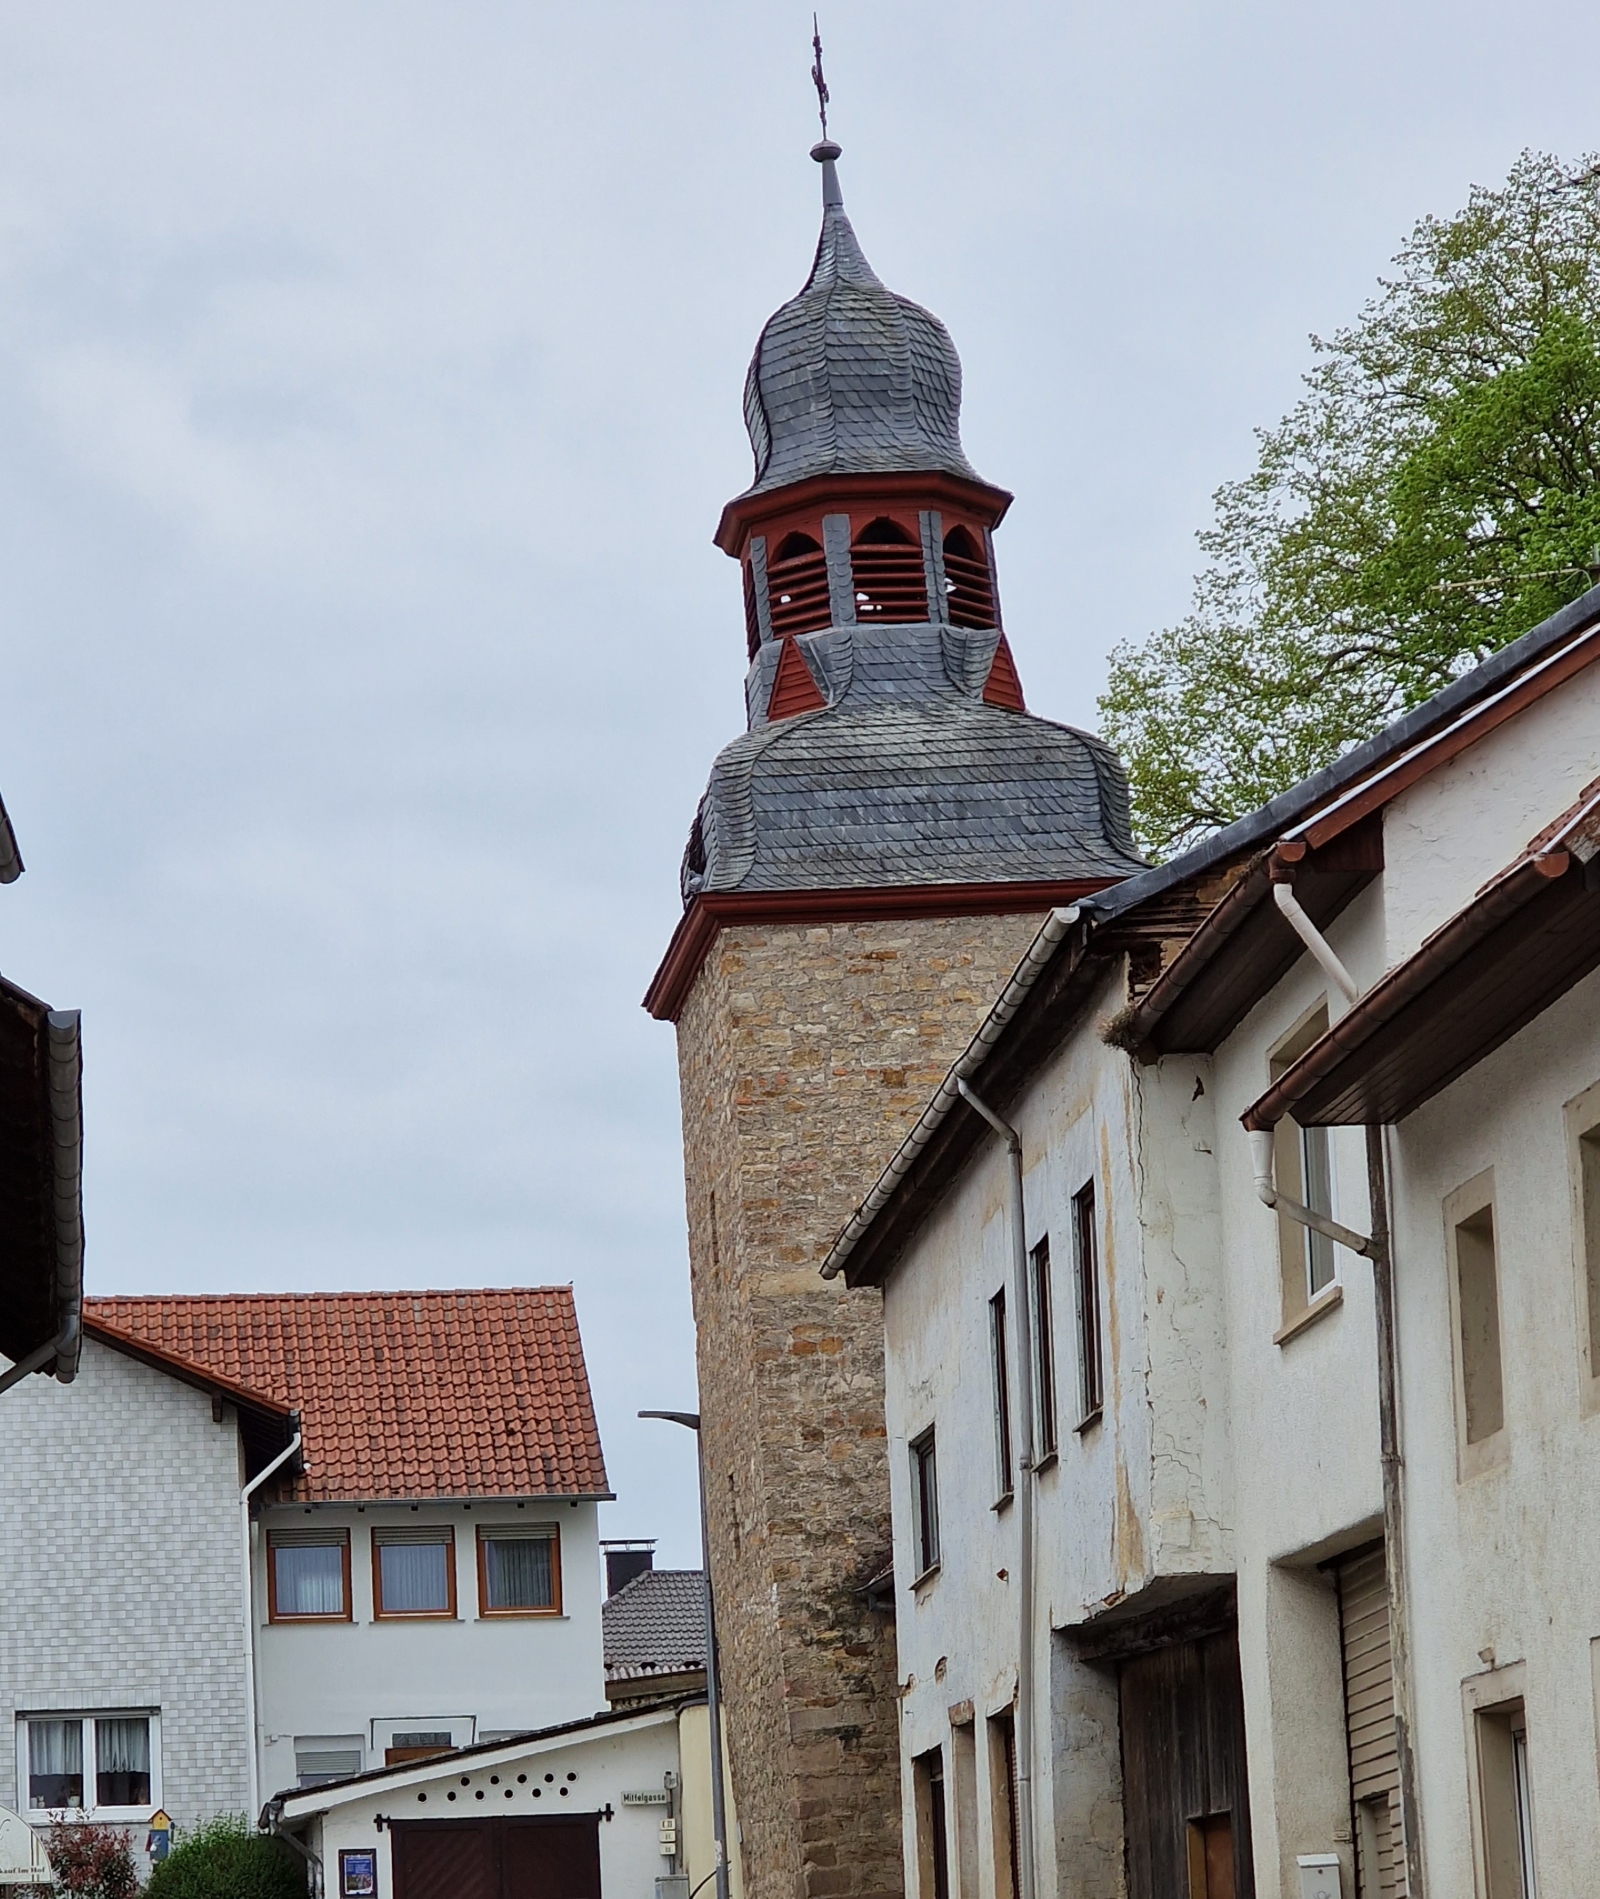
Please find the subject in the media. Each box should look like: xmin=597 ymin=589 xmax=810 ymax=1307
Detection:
xmin=647 ymin=139 xmax=1143 ymax=1899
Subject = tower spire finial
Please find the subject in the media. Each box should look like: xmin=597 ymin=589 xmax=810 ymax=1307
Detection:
xmin=810 ymin=16 xmax=830 ymax=141
xmin=808 ymin=16 xmax=842 ymax=203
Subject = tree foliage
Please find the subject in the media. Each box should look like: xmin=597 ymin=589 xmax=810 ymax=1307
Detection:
xmin=1101 ymin=151 xmax=1600 ymax=856
xmin=143 ymin=1815 xmax=303 ymax=1899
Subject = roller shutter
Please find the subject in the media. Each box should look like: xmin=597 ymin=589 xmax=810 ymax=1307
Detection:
xmin=1335 ymin=1546 xmax=1404 ymax=1896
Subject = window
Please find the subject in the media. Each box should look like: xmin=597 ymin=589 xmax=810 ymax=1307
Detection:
xmin=990 ymin=1291 xmax=1014 ymax=1502
xmin=21 ymin=1713 xmax=156 ymax=1816
xmin=268 ymin=1528 xmax=351 ymax=1621
xmin=851 ymin=516 xmax=928 ymax=623
xmin=373 ymin=1526 xmax=457 ymax=1618
xmin=942 ymin=525 xmax=997 ymax=629
xmin=1072 ymin=1183 xmax=1103 ymax=1422
xmin=477 ymin=1525 xmax=561 ymax=1616
xmin=1475 ymin=1700 xmax=1537 ymax=1897
xmin=295 ymin=1737 xmax=364 ymax=1787
xmin=910 ymin=1428 xmax=940 ymax=1578
xmin=1446 ymin=1171 xmax=1507 ymax=1475
xmin=950 ymin=1718 xmax=980 ymax=1899
xmin=913 ymin=1747 xmax=950 ymax=1899
xmin=1031 ymin=1238 xmax=1057 ymax=1458
xmin=1269 ymin=1005 xmax=1338 ymax=1322
xmin=1567 ymin=1085 xmax=1600 ymax=1413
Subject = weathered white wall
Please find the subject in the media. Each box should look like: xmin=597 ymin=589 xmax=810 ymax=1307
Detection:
xmin=256 ymin=1498 xmax=605 ymax=1799
xmin=1386 ymin=963 xmax=1600 ymax=1899
xmin=0 ymin=1336 xmax=250 ymax=1858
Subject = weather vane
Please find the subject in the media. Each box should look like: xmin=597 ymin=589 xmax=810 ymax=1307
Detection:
xmin=811 ymin=15 xmax=830 ymax=141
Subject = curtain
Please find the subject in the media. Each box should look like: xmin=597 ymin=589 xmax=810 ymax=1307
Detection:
xmin=485 ymin=1535 xmax=553 ymax=1610
xmin=379 ymin=1540 xmax=450 ymax=1613
xmin=275 ymin=1543 xmax=345 ymax=1616
xmin=96 ymin=1718 xmax=151 ymax=1807
xmin=28 ymin=1719 xmax=83 ymax=1809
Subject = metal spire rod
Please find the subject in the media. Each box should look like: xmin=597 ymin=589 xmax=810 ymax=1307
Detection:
xmin=811 ymin=15 xmax=830 ymax=139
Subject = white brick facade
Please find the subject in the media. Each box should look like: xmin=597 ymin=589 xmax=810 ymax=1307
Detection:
xmin=0 ymin=1336 xmax=250 ymax=1834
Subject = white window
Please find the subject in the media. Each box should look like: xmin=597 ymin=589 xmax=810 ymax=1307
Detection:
xmin=19 ymin=1712 xmax=159 ymax=1819
xmin=910 ymin=1428 xmax=940 ymax=1579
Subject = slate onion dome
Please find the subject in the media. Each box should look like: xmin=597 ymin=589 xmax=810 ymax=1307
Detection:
xmin=678 ymin=142 xmax=1147 ymax=913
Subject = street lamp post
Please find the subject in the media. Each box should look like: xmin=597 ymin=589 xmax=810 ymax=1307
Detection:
xmin=640 ymin=1409 xmax=732 ymax=1899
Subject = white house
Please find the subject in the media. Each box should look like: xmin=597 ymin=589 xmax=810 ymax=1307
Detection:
xmin=1 ymin=1285 xmax=612 ymax=1873
xmin=823 ymin=582 xmax=1600 ymax=1898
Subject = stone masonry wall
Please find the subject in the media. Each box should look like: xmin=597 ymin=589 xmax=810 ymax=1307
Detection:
xmin=675 ymin=911 xmax=1045 ymax=1899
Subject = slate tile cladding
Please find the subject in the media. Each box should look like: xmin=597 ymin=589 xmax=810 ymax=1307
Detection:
xmin=676 ymin=911 xmax=1046 ymax=1899
xmin=738 ymin=157 xmax=981 ymax=499
xmin=83 ymin=1289 xmax=608 ymax=1504
xmin=602 ymin=1570 xmax=707 ymax=1679
xmin=685 ymin=623 xmax=1145 ymax=903
xmin=0 ymin=1335 xmax=250 ymax=1828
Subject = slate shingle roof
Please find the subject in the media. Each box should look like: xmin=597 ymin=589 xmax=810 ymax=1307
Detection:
xmin=739 ymin=151 xmax=983 ymax=498
xmin=84 ymin=1288 xmax=609 ymax=1504
xmin=682 ymin=624 xmax=1146 ymax=902
xmin=602 ymin=1569 xmax=707 ymax=1680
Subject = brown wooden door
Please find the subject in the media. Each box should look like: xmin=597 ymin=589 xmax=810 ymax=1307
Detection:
xmin=392 ymin=1821 xmax=497 ymax=1899
xmin=391 ymin=1817 xmax=601 ymax=1899
xmin=501 ymin=1820 xmax=602 ymax=1899
xmin=1120 ymin=1629 xmax=1254 ymax=1899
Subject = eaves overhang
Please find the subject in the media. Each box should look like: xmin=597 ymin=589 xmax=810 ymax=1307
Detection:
xmin=0 ymin=790 xmax=21 ymax=884
xmin=714 ymin=467 xmax=1013 ymax=559
xmin=643 ymin=878 xmax=1117 ymax=1025
xmin=84 ymin=1317 xmax=300 ymax=1482
xmin=1242 ymin=785 xmax=1600 ymax=1131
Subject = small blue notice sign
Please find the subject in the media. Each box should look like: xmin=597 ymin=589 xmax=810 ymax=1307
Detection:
xmin=340 ymin=1848 xmax=378 ymax=1896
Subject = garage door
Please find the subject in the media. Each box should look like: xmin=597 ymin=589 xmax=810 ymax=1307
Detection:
xmin=391 ymin=1816 xmax=602 ymax=1899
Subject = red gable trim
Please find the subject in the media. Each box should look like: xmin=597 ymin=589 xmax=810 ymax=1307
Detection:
xmin=84 ymin=1316 xmax=292 ymax=1419
xmin=1286 ymin=618 xmax=1600 ymax=853
xmin=643 ymin=879 xmax=1118 ymax=1024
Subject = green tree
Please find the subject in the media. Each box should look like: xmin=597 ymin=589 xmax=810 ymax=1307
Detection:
xmin=1101 ymin=151 xmax=1600 ymax=857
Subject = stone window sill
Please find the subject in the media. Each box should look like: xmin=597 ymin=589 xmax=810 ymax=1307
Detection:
xmin=1274 ymin=1281 xmax=1343 ymax=1347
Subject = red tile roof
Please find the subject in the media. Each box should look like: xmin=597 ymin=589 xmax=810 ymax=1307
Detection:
xmin=84 ymin=1289 xmax=610 ymax=1505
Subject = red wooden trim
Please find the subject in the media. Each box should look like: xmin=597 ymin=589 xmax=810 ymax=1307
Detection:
xmin=83 ymin=1317 xmax=293 ymax=1420
xmin=766 ymin=637 xmax=827 ymax=720
xmin=643 ymin=878 xmax=1119 ymax=1023
xmin=1298 ymin=623 xmax=1600 ymax=851
xmin=716 ymin=469 xmax=1013 ymax=557
xmin=981 ymin=636 xmax=1025 ymax=711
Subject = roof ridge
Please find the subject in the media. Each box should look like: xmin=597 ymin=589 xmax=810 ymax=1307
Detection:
xmin=85 ymin=1285 xmax=575 ymax=1305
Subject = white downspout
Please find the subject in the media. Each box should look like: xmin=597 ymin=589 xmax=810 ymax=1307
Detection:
xmin=1271 ymin=880 xmax=1359 ymax=1003
xmin=955 ymin=1079 xmax=1037 ymax=1899
xmin=242 ymin=1431 xmax=302 ymax=1822
xmin=1248 ymin=1129 xmax=1374 ymax=1257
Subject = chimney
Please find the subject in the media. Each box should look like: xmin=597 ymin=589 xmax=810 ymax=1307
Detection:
xmin=603 ymin=1541 xmax=656 ymax=1598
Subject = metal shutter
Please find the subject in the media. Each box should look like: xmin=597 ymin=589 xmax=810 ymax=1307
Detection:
xmin=1335 ymin=1546 xmax=1405 ymax=1896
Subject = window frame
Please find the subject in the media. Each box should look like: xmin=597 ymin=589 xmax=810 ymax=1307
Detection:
xmin=17 ymin=1710 xmax=161 ymax=1823
xmin=1268 ymin=1002 xmax=1345 ymax=1332
xmin=1445 ymin=1169 xmax=1508 ymax=1479
xmin=1072 ymin=1182 xmax=1103 ymax=1426
xmin=1465 ymin=1669 xmax=1538 ymax=1899
xmin=910 ymin=1427 xmax=941 ymax=1582
xmin=989 ymin=1290 xmax=1014 ymax=1505
xmin=1563 ymin=1076 xmax=1600 ymax=1417
xmin=372 ymin=1526 xmax=459 ymax=1622
xmin=267 ymin=1528 xmax=353 ymax=1624
xmin=1030 ymin=1236 xmax=1058 ymax=1460
xmin=475 ymin=1523 xmax=563 ymax=1619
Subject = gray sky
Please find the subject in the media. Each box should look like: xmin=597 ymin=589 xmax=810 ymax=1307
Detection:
xmin=1 ymin=2 xmax=1596 ymax=1564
